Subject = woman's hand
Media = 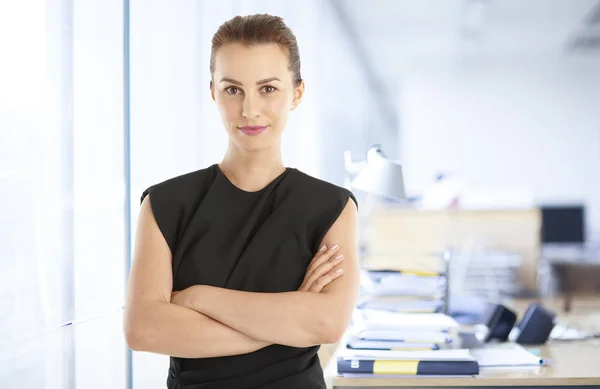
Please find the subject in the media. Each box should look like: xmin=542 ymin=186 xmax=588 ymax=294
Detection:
xmin=171 ymin=285 xmax=199 ymax=308
xmin=298 ymin=244 xmax=345 ymax=293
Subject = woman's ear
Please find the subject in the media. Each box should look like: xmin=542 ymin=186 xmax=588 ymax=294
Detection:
xmin=292 ymin=79 xmax=305 ymax=110
xmin=210 ymin=81 xmax=215 ymax=101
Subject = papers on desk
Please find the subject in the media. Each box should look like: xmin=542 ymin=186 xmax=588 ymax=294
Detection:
xmin=351 ymin=310 xmax=458 ymax=351
xmin=362 ymin=270 xmax=446 ymax=296
xmin=347 ymin=338 xmax=441 ymax=351
xmin=358 ymin=298 xmax=443 ymax=313
xmin=340 ymin=309 xmax=472 ymax=375
xmin=355 ymin=329 xmax=453 ymax=344
xmin=355 ymin=310 xmax=459 ymax=332
xmin=339 ymin=348 xmax=473 ymax=361
xmin=471 ymin=344 xmax=544 ymax=368
xmin=339 ymin=268 xmax=479 ymax=377
xmin=361 ymin=269 xmax=446 ymax=297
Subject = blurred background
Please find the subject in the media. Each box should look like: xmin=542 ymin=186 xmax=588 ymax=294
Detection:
xmin=1 ymin=0 xmax=599 ymax=388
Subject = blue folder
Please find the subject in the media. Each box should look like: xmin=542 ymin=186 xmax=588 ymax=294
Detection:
xmin=337 ymin=358 xmax=479 ymax=376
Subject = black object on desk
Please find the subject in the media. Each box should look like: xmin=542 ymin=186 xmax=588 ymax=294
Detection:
xmin=483 ymin=304 xmax=517 ymax=342
xmin=483 ymin=303 xmax=556 ymax=345
xmin=515 ymin=303 xmax=556 ymax=345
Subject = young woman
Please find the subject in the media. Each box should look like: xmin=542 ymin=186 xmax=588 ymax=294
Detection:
xmin=124 ymin=14 xmax=359 ymax=389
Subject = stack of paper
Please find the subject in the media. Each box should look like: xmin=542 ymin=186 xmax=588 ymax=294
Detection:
xmin=359 ymin=269 xmax=448 ymax=319
xmin=361 ymin=270 xmax=446 ymax=299
xmin=354 ymin=329 xmax=452 ymax=344
xmin=348 ymin=310 xmax=459 ymax=352
xmin=358 ymin=298 xmax=443 ymax=313
xmin=353 ymin=310 xmax=459 ymax=333
xmin=338 ymin=266 xmax=479 ymax=376
xmin=347 ymin=338 xmax=443 ymax=351
xmin=339 ymin=348 xmax=472 ymax=361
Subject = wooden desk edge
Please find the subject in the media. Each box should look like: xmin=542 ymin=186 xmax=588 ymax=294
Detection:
xmin=332 ymin=375 xmax=600 ymax=387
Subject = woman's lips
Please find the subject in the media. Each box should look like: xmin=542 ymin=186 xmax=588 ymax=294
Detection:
xmin=239 ymin=126 xmax=267 ymax=136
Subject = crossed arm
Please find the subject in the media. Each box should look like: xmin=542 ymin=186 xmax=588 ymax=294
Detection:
xmin=123 ymin=196 xmax=359 ymax=358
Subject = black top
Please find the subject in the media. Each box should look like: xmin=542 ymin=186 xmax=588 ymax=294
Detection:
xmin=141 ymin=164 xmax=357 ymax=389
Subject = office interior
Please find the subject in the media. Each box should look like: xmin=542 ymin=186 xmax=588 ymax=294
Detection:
xmin=1 ymin=0 xmax=599 ymax=388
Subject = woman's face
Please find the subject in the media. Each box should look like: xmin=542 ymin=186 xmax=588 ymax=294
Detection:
xmin=211 ymin=43 xmax=304 ymax=152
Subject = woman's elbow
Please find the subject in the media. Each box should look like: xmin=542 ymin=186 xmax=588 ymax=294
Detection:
xmin=123 ymin=310 xmax=153 ymax=351
xmin=315 ymin=316 xmax=348 ymax=345
xmin=321 ymin=324 xmax=346 ymax=344
xmin=124 ymin=324 xmax=146 ymax=351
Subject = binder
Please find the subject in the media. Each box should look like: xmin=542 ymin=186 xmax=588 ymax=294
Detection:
xmin=337 ymin=358 xmax=479 ymax=375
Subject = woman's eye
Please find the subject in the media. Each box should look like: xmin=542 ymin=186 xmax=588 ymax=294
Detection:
xmin=225 ymin=87 xmax=241 ymax=95
xmin=261 ymin=86 xmax=276 ymax=93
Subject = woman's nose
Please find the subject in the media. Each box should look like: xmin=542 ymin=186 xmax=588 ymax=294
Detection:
xmin=241 ymin=95 xmax=260 ymax=119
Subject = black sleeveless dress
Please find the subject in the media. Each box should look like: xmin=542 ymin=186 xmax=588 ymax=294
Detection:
xmin=141 ymin=164 xmax=357 ymax=389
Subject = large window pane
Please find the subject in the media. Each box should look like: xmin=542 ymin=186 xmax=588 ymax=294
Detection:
xmin=0 ymin=0 xmax=127 ymax=387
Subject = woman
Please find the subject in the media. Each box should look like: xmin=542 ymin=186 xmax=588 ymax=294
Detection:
xmin=124 ymin=14 xmax=359 ymax=389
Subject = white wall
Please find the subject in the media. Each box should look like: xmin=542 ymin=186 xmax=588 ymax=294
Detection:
xmin=399 ymin=55 xmax=600 ymax=238
xmin=129 ymin=0 xmax=333 ymax=200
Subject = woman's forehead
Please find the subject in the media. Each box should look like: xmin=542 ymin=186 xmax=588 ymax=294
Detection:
xmin=214 ymin=43 xmax=291 ymax=82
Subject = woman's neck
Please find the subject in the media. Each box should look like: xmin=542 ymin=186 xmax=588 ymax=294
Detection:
xmin=219 ymin=146 xmax=286 ymax=192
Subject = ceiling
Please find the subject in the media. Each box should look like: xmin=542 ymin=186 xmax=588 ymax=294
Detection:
xmin=323 ymin=0 xmax=600 ymax=142
xmin=337 ymin=0 xmax=600 ymax=64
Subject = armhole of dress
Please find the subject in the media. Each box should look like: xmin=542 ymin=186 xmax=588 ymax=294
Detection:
xmin=312 ymin=188 xmax=357 ymax=252
xmin=140 ymin=186 xmax=176 ymax=256
xmin=346 ymin=189 xmax=358 ymax=211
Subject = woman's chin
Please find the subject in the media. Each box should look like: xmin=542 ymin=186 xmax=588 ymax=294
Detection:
xmin=234 ymin=137 xmax=275 ymax=152
xmin=231 ymin=130 xmax=279 ymax=152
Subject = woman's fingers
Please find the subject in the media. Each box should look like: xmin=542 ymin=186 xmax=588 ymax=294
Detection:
xmin=310 ymin=268 xmax=345 ymax=293
xmin=302 ymin=245 xmax=328 ymax=282
xmin=302 ymin=253 xmax=344 ymax=291
xmin=304 ymin=244 xmax=340 ymax=280
xmin=298 ymin=244 xmax=345 ymax=292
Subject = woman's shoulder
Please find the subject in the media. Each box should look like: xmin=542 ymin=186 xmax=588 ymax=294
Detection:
xmin=290 ymin=168 xmax=344 ymax=193
xmin=288 ymin=168 xmax=358 ymax=210
xmin=141 ymin=164 xmax=218 ymax=205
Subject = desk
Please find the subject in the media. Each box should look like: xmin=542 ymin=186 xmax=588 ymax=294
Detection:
xmin=325 ymin=298 xmax=600 ymax=388
xmin=331 ymin=341 xmax=600 ymax=387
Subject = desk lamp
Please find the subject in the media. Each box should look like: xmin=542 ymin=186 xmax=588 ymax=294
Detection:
xmin=347 ymin=144 xmax=406 ymax=201
xmin=344 ymin=145 xmax=407 ymax=259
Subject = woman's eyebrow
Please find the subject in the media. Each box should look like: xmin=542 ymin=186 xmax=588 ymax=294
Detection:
xmin=220 ymin=77 xmax=281 ymax=86
xmin=256 ymin=77 xmax=280 ymax=85
xmin=220 ymin=77 xmax=243 ymax=86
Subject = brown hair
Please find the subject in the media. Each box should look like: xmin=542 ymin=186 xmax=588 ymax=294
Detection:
xmin=210 ymin=14 xmax=302 ymax=86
